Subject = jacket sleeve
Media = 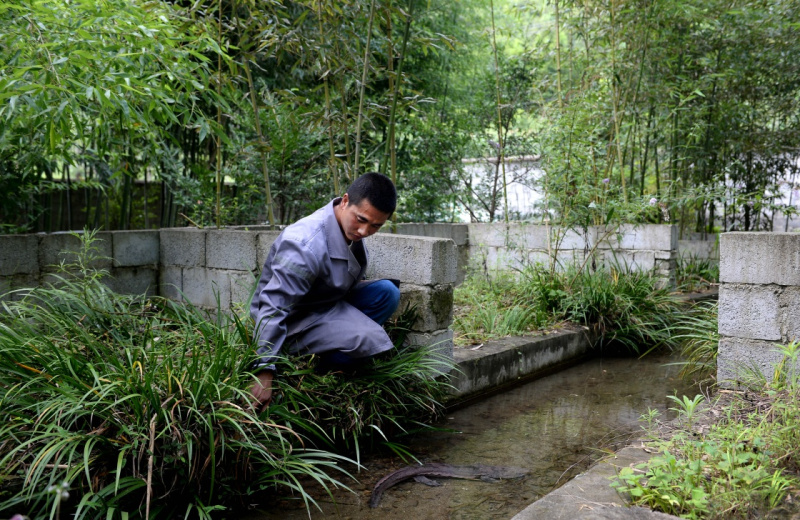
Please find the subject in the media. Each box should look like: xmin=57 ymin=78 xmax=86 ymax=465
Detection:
xmin=251 ymin=237 xmax=320 ymax=371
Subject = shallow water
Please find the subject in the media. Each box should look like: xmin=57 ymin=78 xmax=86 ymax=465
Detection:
xmin=246 ymin=353 xmax=698 ymax=520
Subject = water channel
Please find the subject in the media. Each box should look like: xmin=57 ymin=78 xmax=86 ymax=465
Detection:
xmin=247 ymin=352 xmax=699 ymax=520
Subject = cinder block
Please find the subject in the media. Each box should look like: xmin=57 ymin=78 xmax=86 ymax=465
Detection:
xmin=720 ymin=232 xmax=800 ymax=285
xmin=0 ymin=235 xmax=39 ymax=275
xmin=555 ymin=227 xmax=589 ymax=250
xmin=598 ymin=250 xmax=656 ymax=272
xmin=159 ymin=266 xmax=183 ymax=301
xmin=717 ymin=337 xmax=794 ymax=385
xmin=0 ymin=274 xmax=38 ymax=302
xmin=256 ymin=231 xmax=282 ymax=269
xmin=718 ymin=284 xmax=781 ymax=341
xmin=405 ymin=328 xmax=454 ymax=370
xmin=366 ymin=234 xmax=457 ymax=285
xmin=40 ymin=231 xmax=112 ymax=271
xmin=105 ymin=267 xmax=158 ymax=296
xmin=468 ymin=223 xmax=507 ymax=247
xmin=595 ymin=224 xmax=677 ymax=251
xmin=230 ymin=270 xmax=258 ymax=310
xmin=112 ymin=230 xmax=160 ymax=267
xmin=181 ymin=267 xmax=232 ymax=310
xmin=506 ymin=224 xmax=550 ymax=250
xmin=678 ymin=238 xmax=719 ymax=261
xmin=779 ymin=287 xmax=800 ymax=343
xmin=395 ymin=283 xmax=453 ymax=332
xmin=206 ymin=230 xmax=257 ymax=271
xmin=160 ymin=228 xmax=206 ymax=267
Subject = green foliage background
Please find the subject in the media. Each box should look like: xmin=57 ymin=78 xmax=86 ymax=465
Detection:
xmin=1 ymin=0 xmax=799 ymax=233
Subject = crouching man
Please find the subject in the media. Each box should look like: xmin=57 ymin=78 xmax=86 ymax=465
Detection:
xmin=250 ymin=172 xmax=401 ymax=412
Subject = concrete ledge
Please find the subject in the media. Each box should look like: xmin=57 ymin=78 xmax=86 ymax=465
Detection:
xmin=366 ymin=234 xmax=457 ymax=285
xmin=446 ymin=329 xmax=594 ymax=405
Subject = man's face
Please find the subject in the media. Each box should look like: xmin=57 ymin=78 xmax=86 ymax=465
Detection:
xmin=336 ymin=193 xmax=390 ymax=242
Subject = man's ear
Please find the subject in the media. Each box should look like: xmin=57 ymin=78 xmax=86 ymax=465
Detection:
xmin=341 ymin=193 xmax=349 ymax=207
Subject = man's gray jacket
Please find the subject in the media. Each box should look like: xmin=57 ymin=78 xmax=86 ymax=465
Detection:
xmin=250 ymin=198 xmax=394 ymax=370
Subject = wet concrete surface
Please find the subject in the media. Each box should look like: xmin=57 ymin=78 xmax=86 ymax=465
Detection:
xmin=245 ymin=353 xmax=698 ymax=520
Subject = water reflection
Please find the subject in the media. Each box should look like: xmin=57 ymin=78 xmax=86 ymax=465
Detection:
xmin=247 ymin=353 xmax=698 ymax=520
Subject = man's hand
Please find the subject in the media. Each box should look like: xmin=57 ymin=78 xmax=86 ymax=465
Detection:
xmin=250 ymin=369 xmax=274 ymax=413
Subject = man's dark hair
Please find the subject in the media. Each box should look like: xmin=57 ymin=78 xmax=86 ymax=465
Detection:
xmin=346 ymin=172 xmax=397 ymax=215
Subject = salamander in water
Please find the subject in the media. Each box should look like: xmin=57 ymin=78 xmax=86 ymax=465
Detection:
xmin=369 ymin=462 xmax=529 ymax=508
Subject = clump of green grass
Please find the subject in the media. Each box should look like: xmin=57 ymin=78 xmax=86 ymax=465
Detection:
xmin=613 ymin=342 xmax=800 ymax=519
xmin=452 ymin=273 xmax=548 ymax=345
xmin=454 ymin=263 xmax=686 ymax=353
xmin=676 ymin=254 xmax=719 ymax=293
xmin=670 ymin=301 xmax=719 ymax=381
xmin=0 ymin=231 xmax=452 ymax=519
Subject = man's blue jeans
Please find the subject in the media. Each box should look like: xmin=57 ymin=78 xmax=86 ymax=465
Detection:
xmin=347 ymin=279 xmax=401 ymax=326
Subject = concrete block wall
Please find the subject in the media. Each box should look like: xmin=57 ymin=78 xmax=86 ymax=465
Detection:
xmin=392 ymin=222 xmax=678 ymax=286
xmin=366 ymin=233 xmax=458 ymax=361
xmin=1 ymin=228 xmax=458 ymax=363
xmin=718 ymin=232 xmax=800 ymax=383
xmin=0 ymin=230 xmax=160 ymax=302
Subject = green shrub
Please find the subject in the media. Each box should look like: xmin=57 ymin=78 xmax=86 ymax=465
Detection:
xmin=0 ymin=232 xmax=451 ymax=519
xmin=612 ymin=343 xmax=800 ymax=519
xmin=518 ymin=263 xmax=685 ymax=353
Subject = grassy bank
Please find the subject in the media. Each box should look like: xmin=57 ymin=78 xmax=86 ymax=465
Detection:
xmin=613 ymin=342 xmax=800 ymax=519
xmin=453 ymin=263 xmax=689 ymax=354
xmin=0 ymin=233 xmax=451 ymax=519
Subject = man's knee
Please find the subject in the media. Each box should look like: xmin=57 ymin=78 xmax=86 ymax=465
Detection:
xmin=372 ymin=279 xmax=400 ymax=315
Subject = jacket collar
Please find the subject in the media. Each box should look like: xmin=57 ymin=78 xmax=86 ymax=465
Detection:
xmin=324 ymin=198 xmax=350 ymax=260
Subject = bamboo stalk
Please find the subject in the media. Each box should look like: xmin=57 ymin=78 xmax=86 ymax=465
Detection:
xmin=489 ymin=0 xmax=509 ymax=223
xmin=609 ymin=0 xmax=627 ymax=202
xmin=318 ymin=0 xmax=340 ymax=195
xmin=215 ymin=0 xmax=223 ymax=229
xmin=354 ymin=0 xmax=377 ymax=175
xmin=382 ymin=0 xmax=413 ymax=193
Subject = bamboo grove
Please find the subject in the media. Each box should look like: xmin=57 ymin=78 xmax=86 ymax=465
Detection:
xmin=1 ymin=0 xmax=799 ymax=234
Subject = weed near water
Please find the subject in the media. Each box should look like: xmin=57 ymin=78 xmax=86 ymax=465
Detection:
xmin=0 ymin=231 xmax=451 ymax=519
xmin=613 ymin=342 xmax=800 ymax=519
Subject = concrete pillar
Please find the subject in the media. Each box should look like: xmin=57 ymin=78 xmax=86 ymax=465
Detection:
xmin=718 ymin=232 xmax=800 ymax=383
